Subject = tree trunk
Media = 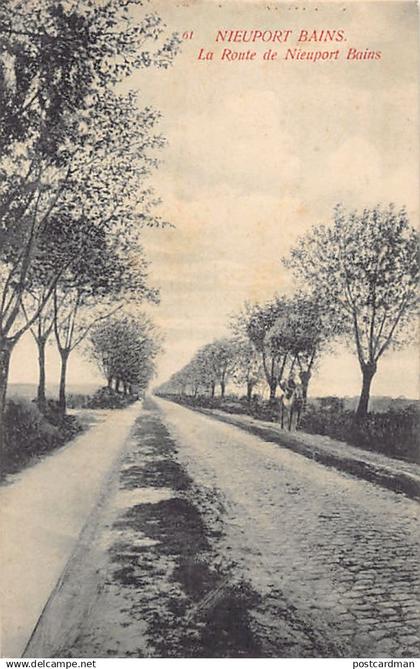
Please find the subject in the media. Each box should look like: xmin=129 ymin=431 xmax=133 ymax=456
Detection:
xmin=210 ymin=381 xmax=215 ymax=398
xmin=279 ymin=353 xmax=289 ymax=382
xmin=36 ymin=338 xmax=47 ymax=411
xmin=247 ymin=381 xmax=253 ymax=402
xmin=269 ymin=380 xmax=277 ymax=401
xmin=356 ymin=363 xmax=376 ymax=419
xmin=0 ymin=341 xmax=13 ymax=453
xmin=107 ymin=377 xmax=112 ymax=388
xmin=301 ymin=382 xmax=308 ymax=409
xmin=220 ymin=380 xmax=226 ymax=398
xmin=116 ymin=378 xmax=121 ymax=393
xmin=58 ymin=350 xmax=70 ymax=413
xmin=299 ymin=371 xmax=311 ymax=410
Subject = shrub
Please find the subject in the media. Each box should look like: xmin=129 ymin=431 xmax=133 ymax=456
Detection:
xmin=157 ymin=393 xmax=282 ymax=422
xmin=67 ymin=387 xmax=139 ymax=410
xmin=300 ymin=404 xmax=419 ymax=464
xmin=42 ymin=399 xmax=83 ymax=440
xmin=1 ymin=398 xmax=83 ymax=478
xmin=249 ymin=398 xmax=281 ymax=422
xmin=317 ymin=396 xmax=345 ymax=413
xmin=67 ymin=393 xmax=92 ymax=409
xmin=86 ymin=387 xmax=137 ymax=409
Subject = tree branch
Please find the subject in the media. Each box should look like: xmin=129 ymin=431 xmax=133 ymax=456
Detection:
xmin=70 ymin=303 xmax=124 ymax=351
xmin=375 ymin=295 xmax=409 ymax=360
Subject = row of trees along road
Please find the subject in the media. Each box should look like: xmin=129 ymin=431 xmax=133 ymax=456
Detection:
xmin=157 ymin=294 xmax=330 ymax=408
xmin=0 ymin=0 xmax=180 ymax=444
xmin=89 ymin=314 xmax=160 ymax=397
xmin=159 ymin=204 xmax=418 ymax=419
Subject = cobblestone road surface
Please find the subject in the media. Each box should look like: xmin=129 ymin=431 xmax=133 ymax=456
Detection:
xmin=28 ymin=397 xmax=420 ymax=658
xmin=157 ymin=398 xmax=420 ymax=657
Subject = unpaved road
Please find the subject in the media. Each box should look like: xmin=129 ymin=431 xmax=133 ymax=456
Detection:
xmin=26 ymin=397 xmax=420 ymax=658
xmin=0 ymin=404 xmax=141 ymax=657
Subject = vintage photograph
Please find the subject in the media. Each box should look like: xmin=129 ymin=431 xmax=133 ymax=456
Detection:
xmin=0 ymin=0 xmax=419 ymax=661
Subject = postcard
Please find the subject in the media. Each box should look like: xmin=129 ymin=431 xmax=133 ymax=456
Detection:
xmin=0 ymin=0 xmax=419 ymax=661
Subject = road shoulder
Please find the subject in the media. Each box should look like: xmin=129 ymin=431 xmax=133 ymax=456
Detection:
xmin=167 ymin=401 xmax=420 ymax=502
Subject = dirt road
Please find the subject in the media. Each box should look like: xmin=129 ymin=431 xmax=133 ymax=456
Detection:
xmin=0 ymin=403 xmax=141 ymax=657
xmin=25 ymin=397 xmax=420 ymax=658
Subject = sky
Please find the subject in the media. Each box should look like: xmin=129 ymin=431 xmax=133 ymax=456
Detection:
xmin=9 ymin=0 xmax=419 ymax=398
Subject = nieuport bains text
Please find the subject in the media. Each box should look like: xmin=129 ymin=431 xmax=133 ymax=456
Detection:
xmin=196 ymin=28 xmax=382 ymax=61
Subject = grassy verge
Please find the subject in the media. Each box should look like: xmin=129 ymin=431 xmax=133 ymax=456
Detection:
xmin=156 ymin=394 xmax=419 ymax=465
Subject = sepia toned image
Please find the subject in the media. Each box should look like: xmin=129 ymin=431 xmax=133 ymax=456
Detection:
xmin=0 ymin=0 xmax=419 ymax=661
